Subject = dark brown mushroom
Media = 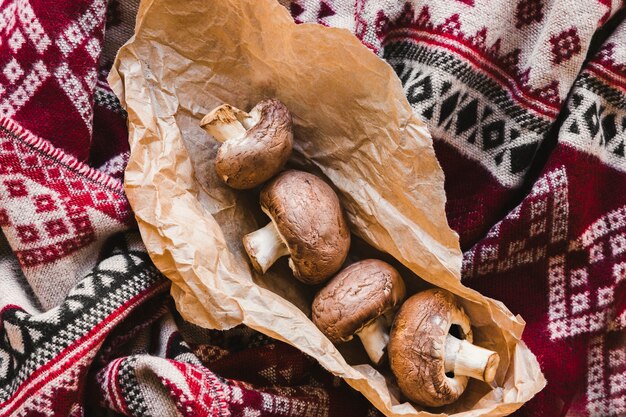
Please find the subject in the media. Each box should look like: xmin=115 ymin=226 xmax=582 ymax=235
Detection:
xmin=388 ymin=289 xmax=500 ymax=407
xmin=200 ymin=99 xmax=293 ymax=189
xmin=312 ymin=259 xmax=406 ymax=365
xmin=242 ymin=170 xmax=350 ymax=285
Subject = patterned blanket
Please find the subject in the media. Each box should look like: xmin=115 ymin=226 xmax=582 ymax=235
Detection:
xmin=0 ymin=0 xmax=624 ymax=416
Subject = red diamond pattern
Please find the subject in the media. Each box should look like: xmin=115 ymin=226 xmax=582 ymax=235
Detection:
xmin=0 ymin=0 xmax=109 ymax=161
xmin=34 ymin=194 xmax=57 ymax=212
xmin=16 ymin=224 xmax=39 ymax=244
xmin=551 ymin=28 xmax=582 ymax=65
xmin=5 ymin=179 xmax=27 ymax=197
xmin=0 ymin=120 xmax=131 ymax=269
xmin=44 ymin=219 xmax=68 ymax=237
xmin=515 ymin=0 xmax=544 ymax=29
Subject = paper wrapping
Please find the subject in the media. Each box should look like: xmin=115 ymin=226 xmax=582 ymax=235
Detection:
xmin=109 ymin=0 xmax=546 ymax=415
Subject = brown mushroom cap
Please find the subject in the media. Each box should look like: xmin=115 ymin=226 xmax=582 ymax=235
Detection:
xmin=312 ymin=259 xmax=406 ymax=343
xmin=260 ymin=170 xmax=350 ymax=284
xmin=388 ymin=289 xmax=473 ymax=407
xmin=205 ymin=99 xmax=293 ymax=189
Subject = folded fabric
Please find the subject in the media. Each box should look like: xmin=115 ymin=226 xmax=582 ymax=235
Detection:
xmin=0 ymin=0 xmax=624 ymax=416
xmin=289 ymin=1 xmax=626 ymax=414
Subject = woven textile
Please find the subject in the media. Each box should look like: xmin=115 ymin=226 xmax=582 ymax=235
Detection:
xmin=0 ymin=0 xmax=625 ymax=416
xmin=284 ymin=1 xmax=626 ymax=415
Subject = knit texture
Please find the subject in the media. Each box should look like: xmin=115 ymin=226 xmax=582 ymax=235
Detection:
xmin=286 ymin=1 xmax=626 ymax=415
xmin=0 ymin=0 xmax=625 ymax=416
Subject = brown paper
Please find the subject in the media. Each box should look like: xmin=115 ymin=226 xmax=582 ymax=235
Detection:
xmin=109 ymin=0 xmax=546 ymax=415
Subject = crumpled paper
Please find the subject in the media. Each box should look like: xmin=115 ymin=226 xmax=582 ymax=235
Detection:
xmin=109 ymin=0 xmax=546 ymax=415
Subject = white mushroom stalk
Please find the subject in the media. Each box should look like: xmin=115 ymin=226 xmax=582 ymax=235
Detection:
xmin=389 ymin=289 xmax=502 ymax=407
xmin=243 ymin=219 xmax=289 ymax=273
xmin=244 ymin=170 xmax=350 ymax=283
xmin=444 ymin=334 xmax=499 ymax=383
xmin=200 ymin=104 xmax=253 ymax=143
xmin=356 ymin=316 xmax=390 ymax=365
xmin=199 ymin=99 xmax=294 ymax=190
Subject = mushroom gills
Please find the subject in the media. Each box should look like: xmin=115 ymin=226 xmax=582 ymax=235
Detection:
xmin=356 ymin=316 xmax=390 ymax=365
xmin=444 ymin=333 xmax=500 ymax=383
xmin=243 ymin=220 xmax=289 ymax=274
xmin=200 ymin=104 xmax=256 ymax=143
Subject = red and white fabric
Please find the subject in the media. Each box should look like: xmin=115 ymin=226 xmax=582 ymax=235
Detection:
xmin=286 ymin=1 xmax=626 ymax=415
xmin=0 ymin=0 xmax=625 ymax=416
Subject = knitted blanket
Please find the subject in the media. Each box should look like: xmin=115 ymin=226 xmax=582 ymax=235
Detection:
xmin=0 ymin=0 xmax=624 ymax=416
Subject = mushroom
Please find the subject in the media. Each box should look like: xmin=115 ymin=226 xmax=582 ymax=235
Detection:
xmin=200 ymin=99 xmax=293 ymax=189
xmin=243 ymin=170 xmax=350 ymax=284
xmin=312 ymin=259 xmax=406 ymax=365
xmin=388 ymin=289 xmax=500 ymax=407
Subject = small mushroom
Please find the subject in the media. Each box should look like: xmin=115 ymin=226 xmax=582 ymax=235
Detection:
xmin=200 ymin=99 xmax=293 ymax=189
xmin=243 ymin=170 xmax=350 ymax=284
xmin=388 ymin=289 xmax=500 ymax=407
xmin=312 ymin=259 xmax=406 ymax=365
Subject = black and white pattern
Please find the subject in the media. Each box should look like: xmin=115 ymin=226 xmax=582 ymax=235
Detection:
xmin=116 ymin=356 xmax=150 ymax=416
xmin=0 ymin=233 xmax=165 ymax=402
xmin=385 ymin=42 xmax=552 ymax=187
xmin=560 ymin=73 xmax=626 ymax=171
xmin=94 ymin=84 xmax=126 ymax=116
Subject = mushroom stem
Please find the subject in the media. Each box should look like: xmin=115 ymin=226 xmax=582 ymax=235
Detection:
xmin=356 ymin=316 xmax=390 ymax=365
xmin=240 ymin=107 xmax=260 ymax=129
xmin=200 ymin=105 xmax=248 ymax=143
xmin=444 ymin=334 xmax=500 ymax=383
xmin=243 ymin=221 xmax=289 ymax=273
